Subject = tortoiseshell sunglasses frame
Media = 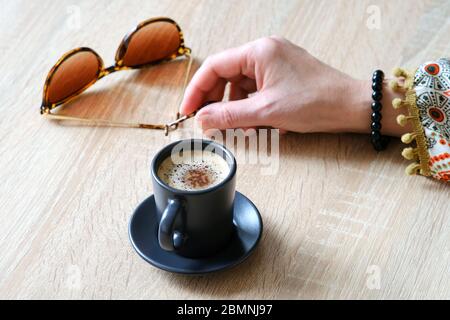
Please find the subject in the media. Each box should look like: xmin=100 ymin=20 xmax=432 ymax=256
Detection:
xmin=40 ymin=17 xmax=194 ymax=135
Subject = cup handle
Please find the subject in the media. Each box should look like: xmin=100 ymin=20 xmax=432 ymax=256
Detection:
xmin=158 ymin=198 xmax=183 ymax=251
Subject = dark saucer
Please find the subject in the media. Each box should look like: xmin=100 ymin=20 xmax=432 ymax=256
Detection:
xmin=128 ymin=191 xmax=263 ymax=274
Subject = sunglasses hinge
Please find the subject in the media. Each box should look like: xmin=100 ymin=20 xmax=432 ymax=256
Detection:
xmin=183 ymin=47 xmax=192 ymax=56
xmin=41 ymin=105 xmax=51 ymax=115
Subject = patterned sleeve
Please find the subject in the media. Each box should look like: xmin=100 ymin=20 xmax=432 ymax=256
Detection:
xmin=391 ymin=58 xmax=450 ymax=182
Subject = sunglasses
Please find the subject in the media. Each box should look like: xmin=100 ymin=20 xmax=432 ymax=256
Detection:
xmin=40 ymin=17 xmax=196 ymax=135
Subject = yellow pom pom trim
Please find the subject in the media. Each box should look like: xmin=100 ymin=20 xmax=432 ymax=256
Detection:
xmin=401 ymin=147 xmax=418 ymax=160
xmin=405 ymin=162 xmax=421 ymax=175
xmin=397 ymin=114 xmax=408 ymax=126
xmin=392 ymin=67 xmax=407 ymax=78
xmin=392 ymin=98 xmax=403 ymax=109
xmin=397 ymin=114 xmax=415 ymax=127
xmin=389 ymin=80 xmax=401 ymax=91
xmin=401 ymin=132 xmax=416 ymax=144
xmin=391 ymin=66 xmax=431 ymax=177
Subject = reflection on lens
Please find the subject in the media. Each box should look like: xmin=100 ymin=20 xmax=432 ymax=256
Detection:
xmin=46 ymin=50 xmax=100 ymax=104
xmin=121 ymin=21 xmax=180 ymax=67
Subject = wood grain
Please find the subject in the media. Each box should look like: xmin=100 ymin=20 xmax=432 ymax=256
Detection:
xmin=0 ymin=0 xmax=448 ymax=299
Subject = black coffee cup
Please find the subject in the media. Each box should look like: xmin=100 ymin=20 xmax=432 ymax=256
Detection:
xmin=151 ymin=139 xmax=237 ymax=258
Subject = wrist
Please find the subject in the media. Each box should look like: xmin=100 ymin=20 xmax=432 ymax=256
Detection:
xmin=339 ymin=78 xmax=411 ymax=137
xmin=337 ymin=78 xmax=372 ymax=134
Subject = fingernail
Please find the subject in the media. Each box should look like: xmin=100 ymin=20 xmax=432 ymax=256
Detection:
xmin=196 ymin=110 xmax=210 ymax=128
xmin=197 ymin=106 xmax=213 ymax=118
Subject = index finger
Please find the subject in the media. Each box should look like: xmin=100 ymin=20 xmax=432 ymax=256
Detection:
xmin=180 ymin=43 xmax=255 ymax=115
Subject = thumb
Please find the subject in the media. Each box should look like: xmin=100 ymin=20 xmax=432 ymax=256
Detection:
xmin=196 ymin=97 xmax=263 ymax=130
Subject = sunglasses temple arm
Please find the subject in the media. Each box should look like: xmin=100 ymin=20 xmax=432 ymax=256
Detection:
xmin=165 ymin=110 xmax=197 ymax=130
xmin=176 ymin=54 xmax=193 ymax=120
xmin=43 ymin=111 xmax=169 ymax=133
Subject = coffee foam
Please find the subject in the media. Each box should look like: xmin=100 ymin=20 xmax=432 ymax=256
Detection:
xmin=157 ymin=150 xmax=230 ymax=191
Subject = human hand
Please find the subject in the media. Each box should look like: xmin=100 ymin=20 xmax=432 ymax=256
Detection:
xmin=180 ymin=36 xmax=407 ymax=136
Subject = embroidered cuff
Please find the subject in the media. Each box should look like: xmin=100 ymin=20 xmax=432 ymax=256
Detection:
xmin=391 ymin=58 xmax=450 ymax=182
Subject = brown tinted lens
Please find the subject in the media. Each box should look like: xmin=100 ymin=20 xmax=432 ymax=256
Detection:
xmin=121 ymin=21 xmax=180 ymax=67
xmin=46 ymin=51 xmax=100 ymax=104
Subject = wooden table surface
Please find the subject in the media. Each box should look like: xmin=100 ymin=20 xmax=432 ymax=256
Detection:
xmin=0 ymin=0 xmax=449 ymax=299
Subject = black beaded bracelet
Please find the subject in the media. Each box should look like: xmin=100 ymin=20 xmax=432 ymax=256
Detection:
xmin=370 ymin=70 xmax=390 ymax=151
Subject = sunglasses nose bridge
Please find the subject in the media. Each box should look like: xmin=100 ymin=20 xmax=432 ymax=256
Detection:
xmin=98 ymin=65 xmax=126 ymax=79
